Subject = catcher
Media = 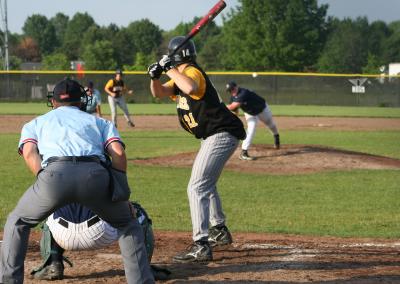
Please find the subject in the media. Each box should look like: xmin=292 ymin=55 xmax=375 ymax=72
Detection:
xmin=31 ymin=202 xmax=171 ymax=281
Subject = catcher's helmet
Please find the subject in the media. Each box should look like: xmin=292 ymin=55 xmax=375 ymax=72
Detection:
xmin=115 ymin=68 xmax=123 ymax=75
xmin=168 ymin=36 xmax=197 ymax=65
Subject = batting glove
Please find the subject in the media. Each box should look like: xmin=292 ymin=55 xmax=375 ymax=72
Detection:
xmin=158 ymin=55 xmax=175 ymax=72
xmin=147 ymin=62 xmax=163 ymax=80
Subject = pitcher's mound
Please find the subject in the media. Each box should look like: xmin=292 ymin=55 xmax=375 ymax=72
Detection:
xmin=133 ymin=145 xmax=400 ymax=174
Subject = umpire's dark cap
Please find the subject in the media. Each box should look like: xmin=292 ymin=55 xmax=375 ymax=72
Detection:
xmin=53 ymin=79 xmax=84 ymax=102
xmin=226 ymin=81 xmax=237 ymax=92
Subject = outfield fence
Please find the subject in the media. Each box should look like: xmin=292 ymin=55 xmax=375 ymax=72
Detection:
xmin=0 ymin=71 xmax=399 ymax=107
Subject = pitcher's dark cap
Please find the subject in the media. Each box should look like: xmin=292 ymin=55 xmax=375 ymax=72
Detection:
xmin=53 ymin=79 xmax=84 ymax=102
xmin=226 ymin=81 xmax=237 ymax=92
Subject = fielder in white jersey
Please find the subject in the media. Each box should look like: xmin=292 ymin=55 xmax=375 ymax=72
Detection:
xmin=226 ymin=81 xmax=280 ymax=161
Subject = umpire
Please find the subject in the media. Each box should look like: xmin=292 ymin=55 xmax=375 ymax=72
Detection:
xmin=0 ymin=79 xmax=154 ymax=284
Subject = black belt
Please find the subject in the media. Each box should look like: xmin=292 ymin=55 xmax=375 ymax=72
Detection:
xmin=58 ymin=215 xmax=101 ymax=229
xmin=47 ymin=156 xmax=101 ymax=164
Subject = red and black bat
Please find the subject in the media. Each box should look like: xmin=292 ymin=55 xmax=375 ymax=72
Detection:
xmin=169 ymin=0 xmax=227 ymax=56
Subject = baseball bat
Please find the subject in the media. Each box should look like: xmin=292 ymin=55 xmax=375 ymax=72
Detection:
xmin=169 ymin=0 xmax=227 ymax=56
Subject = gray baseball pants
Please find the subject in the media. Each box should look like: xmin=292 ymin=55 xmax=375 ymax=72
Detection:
xmin=242 ymin=104 xmax=278 ymax=151
xmin=188 ymin=132 xmax=239 ymax=242
xmin=0 ymin=161 xmax=154 ymax=284
xmin=107 ymin=96 xmax=133 ymax=126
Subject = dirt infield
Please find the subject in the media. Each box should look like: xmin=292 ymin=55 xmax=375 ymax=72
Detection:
xmin=133 ymin=144 xmax=400 ymax=174
xmin=1 ymin=115 xmax=400 ymax=133
xmin=1 ymin=115 xmax=400 ymax=283
xmin=3 ymin=231 xmax=399 ymax=283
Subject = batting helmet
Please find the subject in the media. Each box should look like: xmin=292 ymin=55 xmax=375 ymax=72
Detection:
xmin=168 ymin=36 xmax=197 ymax=65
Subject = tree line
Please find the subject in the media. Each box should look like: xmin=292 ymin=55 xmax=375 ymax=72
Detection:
xmin=2 ymin=0 xmax=400 ymax=74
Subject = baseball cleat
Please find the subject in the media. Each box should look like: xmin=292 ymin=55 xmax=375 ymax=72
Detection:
xmin=208 ymin=225 xmax=233 ymax=247
xmin=127 ymin=121 xmax=135 ymax=127
xmin=239 ymin=150 xmax=255 ymax=161
xmin=31 ymin=261 xmax=64 ymax=280
xmin=274 ymin=134 xmax=280 ymax=149
xmin=172 ymin=241 xmax=213 ymax=263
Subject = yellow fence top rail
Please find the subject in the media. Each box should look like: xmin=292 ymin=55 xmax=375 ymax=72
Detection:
xmin=0 ymin=70 xmax=400 ymax=78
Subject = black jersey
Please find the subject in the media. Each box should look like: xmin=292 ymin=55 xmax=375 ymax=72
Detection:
xmin=105 ymin=79 xmax=124 ymax=97
xmin=170 ymin=64 xmax=246 ymax=140
xmin=230 ymin=87 xmax=266 ymax=115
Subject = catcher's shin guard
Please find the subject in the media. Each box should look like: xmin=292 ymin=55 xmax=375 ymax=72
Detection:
xmin=132 ymin=201 xmax=155 ymax=262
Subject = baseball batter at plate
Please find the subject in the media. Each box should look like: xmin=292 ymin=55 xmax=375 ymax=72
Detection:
xmin=148 ymin=36 xmax=246 ymax=263
xmin=226 ymin=81 xmax=280 ymax=160
xmin=0 ymin=78 xmax=153 ymax=283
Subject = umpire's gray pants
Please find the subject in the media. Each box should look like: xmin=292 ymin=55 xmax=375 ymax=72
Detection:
xmin=188 ymin=132 xmax=239 ymax=242
xmin=0 ymin=161 xmax=154 ymax=284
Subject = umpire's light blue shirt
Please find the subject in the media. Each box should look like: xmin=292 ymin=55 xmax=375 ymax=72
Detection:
xmin=18 ymin=106 xmax=122 ymax=167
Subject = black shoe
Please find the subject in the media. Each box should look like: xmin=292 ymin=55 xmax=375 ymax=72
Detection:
xmin=173 ymin=241 xmax=213 ymax=263
xmin=239 ymin=150 xmax=255 ymax=161
xmin=208 ymin=225 xmax=233 ymax=247
xmin=127 ymin=121 xmax=135 ymax=127
xmin=32 ymin=261 xmax=64 ymax=280
xmin=274 ymin=134 xmax=280 ymax=149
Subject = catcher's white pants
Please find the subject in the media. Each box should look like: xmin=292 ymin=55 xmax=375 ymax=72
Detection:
xmin=242 ymin=104 xmax=278 ymax=150
xmin=107 ymin=95 xmax=133 ymax=126
xmin=47 ymin=213 xmax=118 ymax=250
xmin=188 ymin=132 xmax=238 ymax=242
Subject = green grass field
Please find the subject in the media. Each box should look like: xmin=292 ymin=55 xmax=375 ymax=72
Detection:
xmin=0 ymin=104 xmax=399 ymax=238
xmin=1 ymin=102 xmax=400 ymax=117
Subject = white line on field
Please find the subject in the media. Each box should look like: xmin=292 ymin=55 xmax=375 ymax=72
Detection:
xmin=237 ymin=242 xmax=400 ymax=250
xmin=340 ymin=243 xmax=400 ymax=248
xmin=238 ymin=243 xmax=295 ymax=250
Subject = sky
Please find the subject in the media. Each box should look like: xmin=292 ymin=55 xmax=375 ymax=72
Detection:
xmin=3 ymin=0 xmax=400 ymax=34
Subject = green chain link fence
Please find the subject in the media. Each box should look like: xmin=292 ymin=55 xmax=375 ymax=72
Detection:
xmin=0 ymin=71 xmax=399 ymax=107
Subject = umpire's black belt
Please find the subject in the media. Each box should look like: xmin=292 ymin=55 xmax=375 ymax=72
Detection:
xmin=47 ymin=155 xmax=101 ymax=164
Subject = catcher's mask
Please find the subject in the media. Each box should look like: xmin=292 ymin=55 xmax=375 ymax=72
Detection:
xmin=47 ymin=78 xmax=91 ymax=111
